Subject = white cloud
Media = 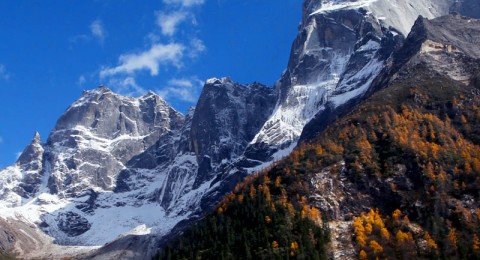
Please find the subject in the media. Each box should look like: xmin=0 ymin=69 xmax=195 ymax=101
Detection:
xmin=147 ymin=32 xmax=161 ymax=44
xmin=156 ymin=11 xmax=188 ymax=36
xmin=0 ymin=64 xmax=10 ymax=80
xmin=105 ymin=76 xmax=146 ymax=96
xmin=97 ymin=1 xmax=206 ymax=99
xmin=77 ymin=75 xmax=86 ymax=86
xmin=100 ymin=43 xmax=185 ymax=77
xmin=189 ymin=38 xmax=206 ymax=58
xmin=69 ymin=19 xmax=106 ymax=46
xmin=69 ymin=34 xmax=90 ymax=46
xmin=90 ymin=19 xmax=106 ymax=42
xmin=163 ymin=0 xmax=204 ymax=7
xmin=157 ymin=77 xmax=203 ymax=102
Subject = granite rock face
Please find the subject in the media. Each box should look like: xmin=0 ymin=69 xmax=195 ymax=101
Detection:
xmin=190 ymin=78 xmax=276 ymax=187
xmin=45 ymin=87 xmax=185 ymax=196
xmin=15 ymin=132 xmax=45 ymax=198
xmin=0 ymin=79 xmax=277 ymax=248
xmin=294 ymin=0 xmax=479 ymax=142
xmin=255 ymin=0 xmax=463 ymax=146
xmin=371 ymin=13 xmax=480 ymax=94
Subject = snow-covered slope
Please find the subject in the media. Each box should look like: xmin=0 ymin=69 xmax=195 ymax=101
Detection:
xmin=253 ymin=1 xmax=391 ymax=148
xmin=253 ymin=0 xmax=460 ymax=147
xmin=45 ymin=87 xmax=185 ymax=196
xmin=0 ymin=80 xmax=276 ymax=257
xmin=0 ymin=88 xmax=189 ymax=248
xmin=311 ymin=0 xmax=453 ymax=36
xmin=0 ymin=132 xmax=44 ymax=207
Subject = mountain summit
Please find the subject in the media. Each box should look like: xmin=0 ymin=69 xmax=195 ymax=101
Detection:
xmin=157 ymin=12 xmax=480 ymax=260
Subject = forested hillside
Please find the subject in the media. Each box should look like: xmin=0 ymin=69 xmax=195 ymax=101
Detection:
xmin=320 ymin=66 xmax=480 ymax=259
xmin=156 ymin=64 xmax=480 ymax=259
xmin=156 ymin=161 xmax=330 ymax=259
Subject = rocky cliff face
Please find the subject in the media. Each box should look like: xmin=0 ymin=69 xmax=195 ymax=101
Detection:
xmin=397 ymin=14 xmax=480 ymax=77
xmin=297 ymin=0 xmax=478 ymax=141
xmin=1 ymin=0 xmax=479 ymax=258
xmin=190 ymin=78 xmax=276 ymax=187
xmin=305 ymin=14 xmax=480 ymax=258
xmin=45 ymin=87 xmax=185 ymax=196
xmin=0 ymin=132 xmax=44 ymax=205
xmin=0 ymin=80 xmax=277 ymax=255
xmin=365 ymin=13 xmax=480 ymax=99
xmin=253 ymin=0 xmax=459 ymax=146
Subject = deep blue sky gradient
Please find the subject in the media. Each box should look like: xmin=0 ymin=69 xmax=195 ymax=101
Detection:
xmin=0 ymin=0 xmax=301 ymax=167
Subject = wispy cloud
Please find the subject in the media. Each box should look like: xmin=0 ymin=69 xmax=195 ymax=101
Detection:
xmin=69 ymin=34 xmax=90 ymax=45
xmin=0 ymin=64 xmax=11 ymax=80
xmin=156 ymin=11 xmax=188 ymax=36
xmin=70 ymin=19 xmax=107 ymax=46
xmin=106 ymin=76 xmax=146 ymax=96
xmin=100 ymin=43 xmax=185 ymax=77
xmin=98 ymin=0 xmax=206 ymax=100
xmin=90 ymin=19 xmax=106 ymax=43
xmin=77 ymin=75 xmax=87 ymax=86
xmin=157 ymin=77 xmax=203 ymax=102
xmin=189 ymin=38 xmax=206 ymax=59
xmin=163 ymin=0 xmax=204 ymax=7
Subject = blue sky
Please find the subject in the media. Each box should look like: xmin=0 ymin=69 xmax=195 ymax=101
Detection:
xmin=0 ymin=0 xmax=301 ymax=168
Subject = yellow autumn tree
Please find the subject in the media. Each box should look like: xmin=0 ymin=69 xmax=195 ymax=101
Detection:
xmin=369 ymin=240 xmax=384 ymax=254
xmin=275 ymin=176 xmax=282 ymax=188
xmin=392 ymin=209 xmax=402 ymax=221
xmin=249 ymin=184 xmax=256 ymax=199
xmin=473 ymin=234 xmax=480 ymax=252
xmin=396 ymin=230 xmax=410 ymax=245
xmin=359 ymin=250 xmax=368 ymax=260
xmin=272 ymin=241 xmax=279 ymax=248
xmin=424 ymin=232 xmax=438 ymax=252
xmin=447 ymin=228 xmax=458 ymax=251
xmin=381 ymin=228 xmax=390 ymax=240
xmin=290 ymin=241 xmax=299 ymax=256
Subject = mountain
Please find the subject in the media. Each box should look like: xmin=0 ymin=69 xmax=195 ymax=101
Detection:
xmin=157 ymin=13 xmax=480 ymax=259
xmin=1 ymin=0 xmax=479 ymax=259
xmin=295 ymin=0 xmax=477 ymax=141
xmin=0 ymin=80 xmax=277 ymax=258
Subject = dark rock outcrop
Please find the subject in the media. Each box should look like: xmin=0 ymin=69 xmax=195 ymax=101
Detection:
xmin=56 ymin=211 xmax=91 ymax=237
xmin=14 ymin=132 xmax=44 ymax=198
